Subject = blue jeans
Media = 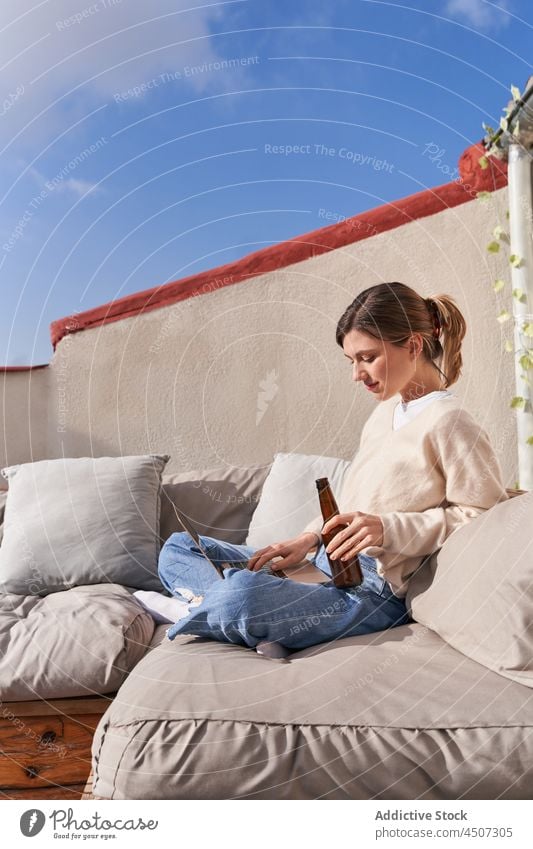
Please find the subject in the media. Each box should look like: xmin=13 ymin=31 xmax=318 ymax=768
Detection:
xmin=158 ymin=532 xmax=411 ymax=651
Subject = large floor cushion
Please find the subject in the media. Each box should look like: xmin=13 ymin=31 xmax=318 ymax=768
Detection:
xmin=0 ymin=584 xmax=154 ymax=701
xmin=91 ymin=623 xmax=533 ymax=799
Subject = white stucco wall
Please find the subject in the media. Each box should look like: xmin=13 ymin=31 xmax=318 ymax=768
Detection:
xmin=40 ymin=186 xmax=518 ymax=487
xmin=0 ymin=368 xmax=49 ymax=472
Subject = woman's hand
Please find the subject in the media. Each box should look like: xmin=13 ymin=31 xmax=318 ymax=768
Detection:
xmin=324 ymin=512 xmax=384 ymax=561
xmin=246 ymin=532 xmax=319 ymax=572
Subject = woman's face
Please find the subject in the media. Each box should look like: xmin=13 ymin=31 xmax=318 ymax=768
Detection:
xmin=342 ymin=327 xmax=427 ymax=402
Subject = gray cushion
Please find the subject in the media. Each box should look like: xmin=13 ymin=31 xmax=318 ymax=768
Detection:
xmin=0 ymin=584 xmax=154 ymax=700
xmin=406 ymin=491 xmax=533 ymax=687
xmin=90 ymin=623 xmax=533 ymax=799
xmin=246 ymin=452 xmax=350 ymax=548
xmin=160 ymin=464 xmax=271 ymax=546
xmin=0 ymin=455 xmax=169 ymax=595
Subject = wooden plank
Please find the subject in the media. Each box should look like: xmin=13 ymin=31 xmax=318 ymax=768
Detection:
xmin=2 ymin=696 xmax=113 ymax=718
xmin=0 ymin=747 xmax=93 ymax=789
xmin=0 ymin=713 xmax=102 ymax=790
xmin=0 ymin=717 xmax=65 ymax=754
xmin=0 ymin=713 xmax=103 ymax=756
xmin=0 ymin=783 xmax=86 ymax=800
xmin=0 ymin=751 xmax=92 ymax=789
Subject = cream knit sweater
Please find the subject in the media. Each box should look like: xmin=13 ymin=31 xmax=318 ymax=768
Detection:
xmin=302 ymin=393 xmax=509 ymax=598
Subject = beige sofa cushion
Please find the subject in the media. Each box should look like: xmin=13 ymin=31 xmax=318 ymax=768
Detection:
xmin=0 ymin=584 xmax=154 ymax=701
xmin=406 ymin=491 xmax=533 ymax=687
xmin=245 ymin=452 xmax=350 ymax=548
xmin=160 ymin=464 xmax=270 ymax=546
xmin=91 ymin=623 xmax=533 ymax=799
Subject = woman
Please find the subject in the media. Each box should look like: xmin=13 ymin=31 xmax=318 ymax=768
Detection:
xmin=158 ymin=282 xmax=508 ymax=651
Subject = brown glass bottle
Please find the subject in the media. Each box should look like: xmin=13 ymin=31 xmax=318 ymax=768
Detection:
xmin=315 ymin=477 xmax=363 ymax=588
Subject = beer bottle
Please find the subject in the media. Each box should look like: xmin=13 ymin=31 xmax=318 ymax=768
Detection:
xmin=315 ymin=477 xmax=363 ymax=588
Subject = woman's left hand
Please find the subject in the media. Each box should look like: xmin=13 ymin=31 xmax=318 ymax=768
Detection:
xmin=323 ymin=512 xmax=384 ymax=561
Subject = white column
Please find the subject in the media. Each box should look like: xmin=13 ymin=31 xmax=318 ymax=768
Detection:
xmin=507 ymin=140 xmax=533 ymax=490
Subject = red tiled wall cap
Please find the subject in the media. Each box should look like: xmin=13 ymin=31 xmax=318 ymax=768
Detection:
xmin=0 ymin=364 xmax=48 ymax=373
xmin=458 ymin=141 xmax=508 ymax=192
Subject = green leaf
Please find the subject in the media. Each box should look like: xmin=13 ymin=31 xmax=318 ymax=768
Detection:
xmin=510 ymin=396 xmax=526 ymax=409
xmin=478 ymin=155 xmax=489 ymax=170
xmin=487 ymin=241 xmax=500 ymax=253
xmin=513 ymin=287 xmax=527 ymax=302
xmin=493 ymin=278 xmax=506 ymax=293
xmin=523 ymin=322 xmax=533 ymax=337
xmin=497 ymin=309 xmax=511 ymax=323
xmin=527 ymin=436 xmax=533 ymax=446
xmin=504 ymin=339 xmax=514 ymax=352
xmin=476 ymin=191 xmax=491 ymax=201
xmin=493 ymin=225 xmax=509 ymax=241
xmin=506 ymin=209 xmax=510 ymax=219
xmin=500 ymin=116 xmax=509 ymax=132
xmin=511 ymin=84 xmax=521 ymax=102
xmin=510 ymin=254 xmax=523 ymax=268
xmin=520 ymin=351 xmax=533 ymax=369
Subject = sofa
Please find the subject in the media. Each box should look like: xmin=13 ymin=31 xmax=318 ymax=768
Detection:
xmin=0 ymin=452 xmax=532 ymax=800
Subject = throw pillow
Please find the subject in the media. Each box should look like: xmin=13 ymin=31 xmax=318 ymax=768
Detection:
xmin=406 ymin=491 xmax=533 ymax=687
xmin=246 ymin=452 xmax=350 ymax=549
xmin=0 ymin=454 xmax=169 ymax=595
xmin=160 ymin=464 xmax=270 ymax=547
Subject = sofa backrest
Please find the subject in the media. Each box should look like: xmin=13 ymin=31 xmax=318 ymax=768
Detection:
xmin=159 ymin=464 xmax=271 ymax=546
xmin=0 ymin=464 xmax=272 ymax=552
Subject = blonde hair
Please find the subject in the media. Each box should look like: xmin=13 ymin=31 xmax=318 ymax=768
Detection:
xmin=335 ymin=282 xmax=467 ymax=388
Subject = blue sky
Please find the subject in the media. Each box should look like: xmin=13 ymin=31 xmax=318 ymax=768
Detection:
xmin=0 ymin=0 xmax=531 ymax=365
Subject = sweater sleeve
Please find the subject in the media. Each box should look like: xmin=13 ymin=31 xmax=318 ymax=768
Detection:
xmin=301 ymin=514 xmax=323 ymax=542
xmin=300 ymin=415 xmax=377 ymax=542
xmin=377 ymin=411 xmax=509 ymax=558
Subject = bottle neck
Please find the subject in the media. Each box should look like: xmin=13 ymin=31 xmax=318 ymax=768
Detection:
xmin=316 ymin=478 xmax=339 ymax=520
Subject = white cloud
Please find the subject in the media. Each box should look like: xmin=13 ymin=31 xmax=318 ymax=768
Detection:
xmin=444 ymin=0 xmax=511 ymax=29
xmin=56 ymin=176 xmax=100 ymax=195
xmin=0 ymin=1 xmax=247 ymax=148
xmin=26 ymin=163 xmax=100 ymax=196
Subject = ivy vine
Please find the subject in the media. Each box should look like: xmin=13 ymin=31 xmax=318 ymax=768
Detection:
xmin=478 ymin=83 xmax=533 ymax=451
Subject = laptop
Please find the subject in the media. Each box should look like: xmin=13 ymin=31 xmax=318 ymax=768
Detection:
xmin=169 ymin=503 xmax=257 ymax=579
xmin=170 ymin=503 xmax=332 ymax=585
